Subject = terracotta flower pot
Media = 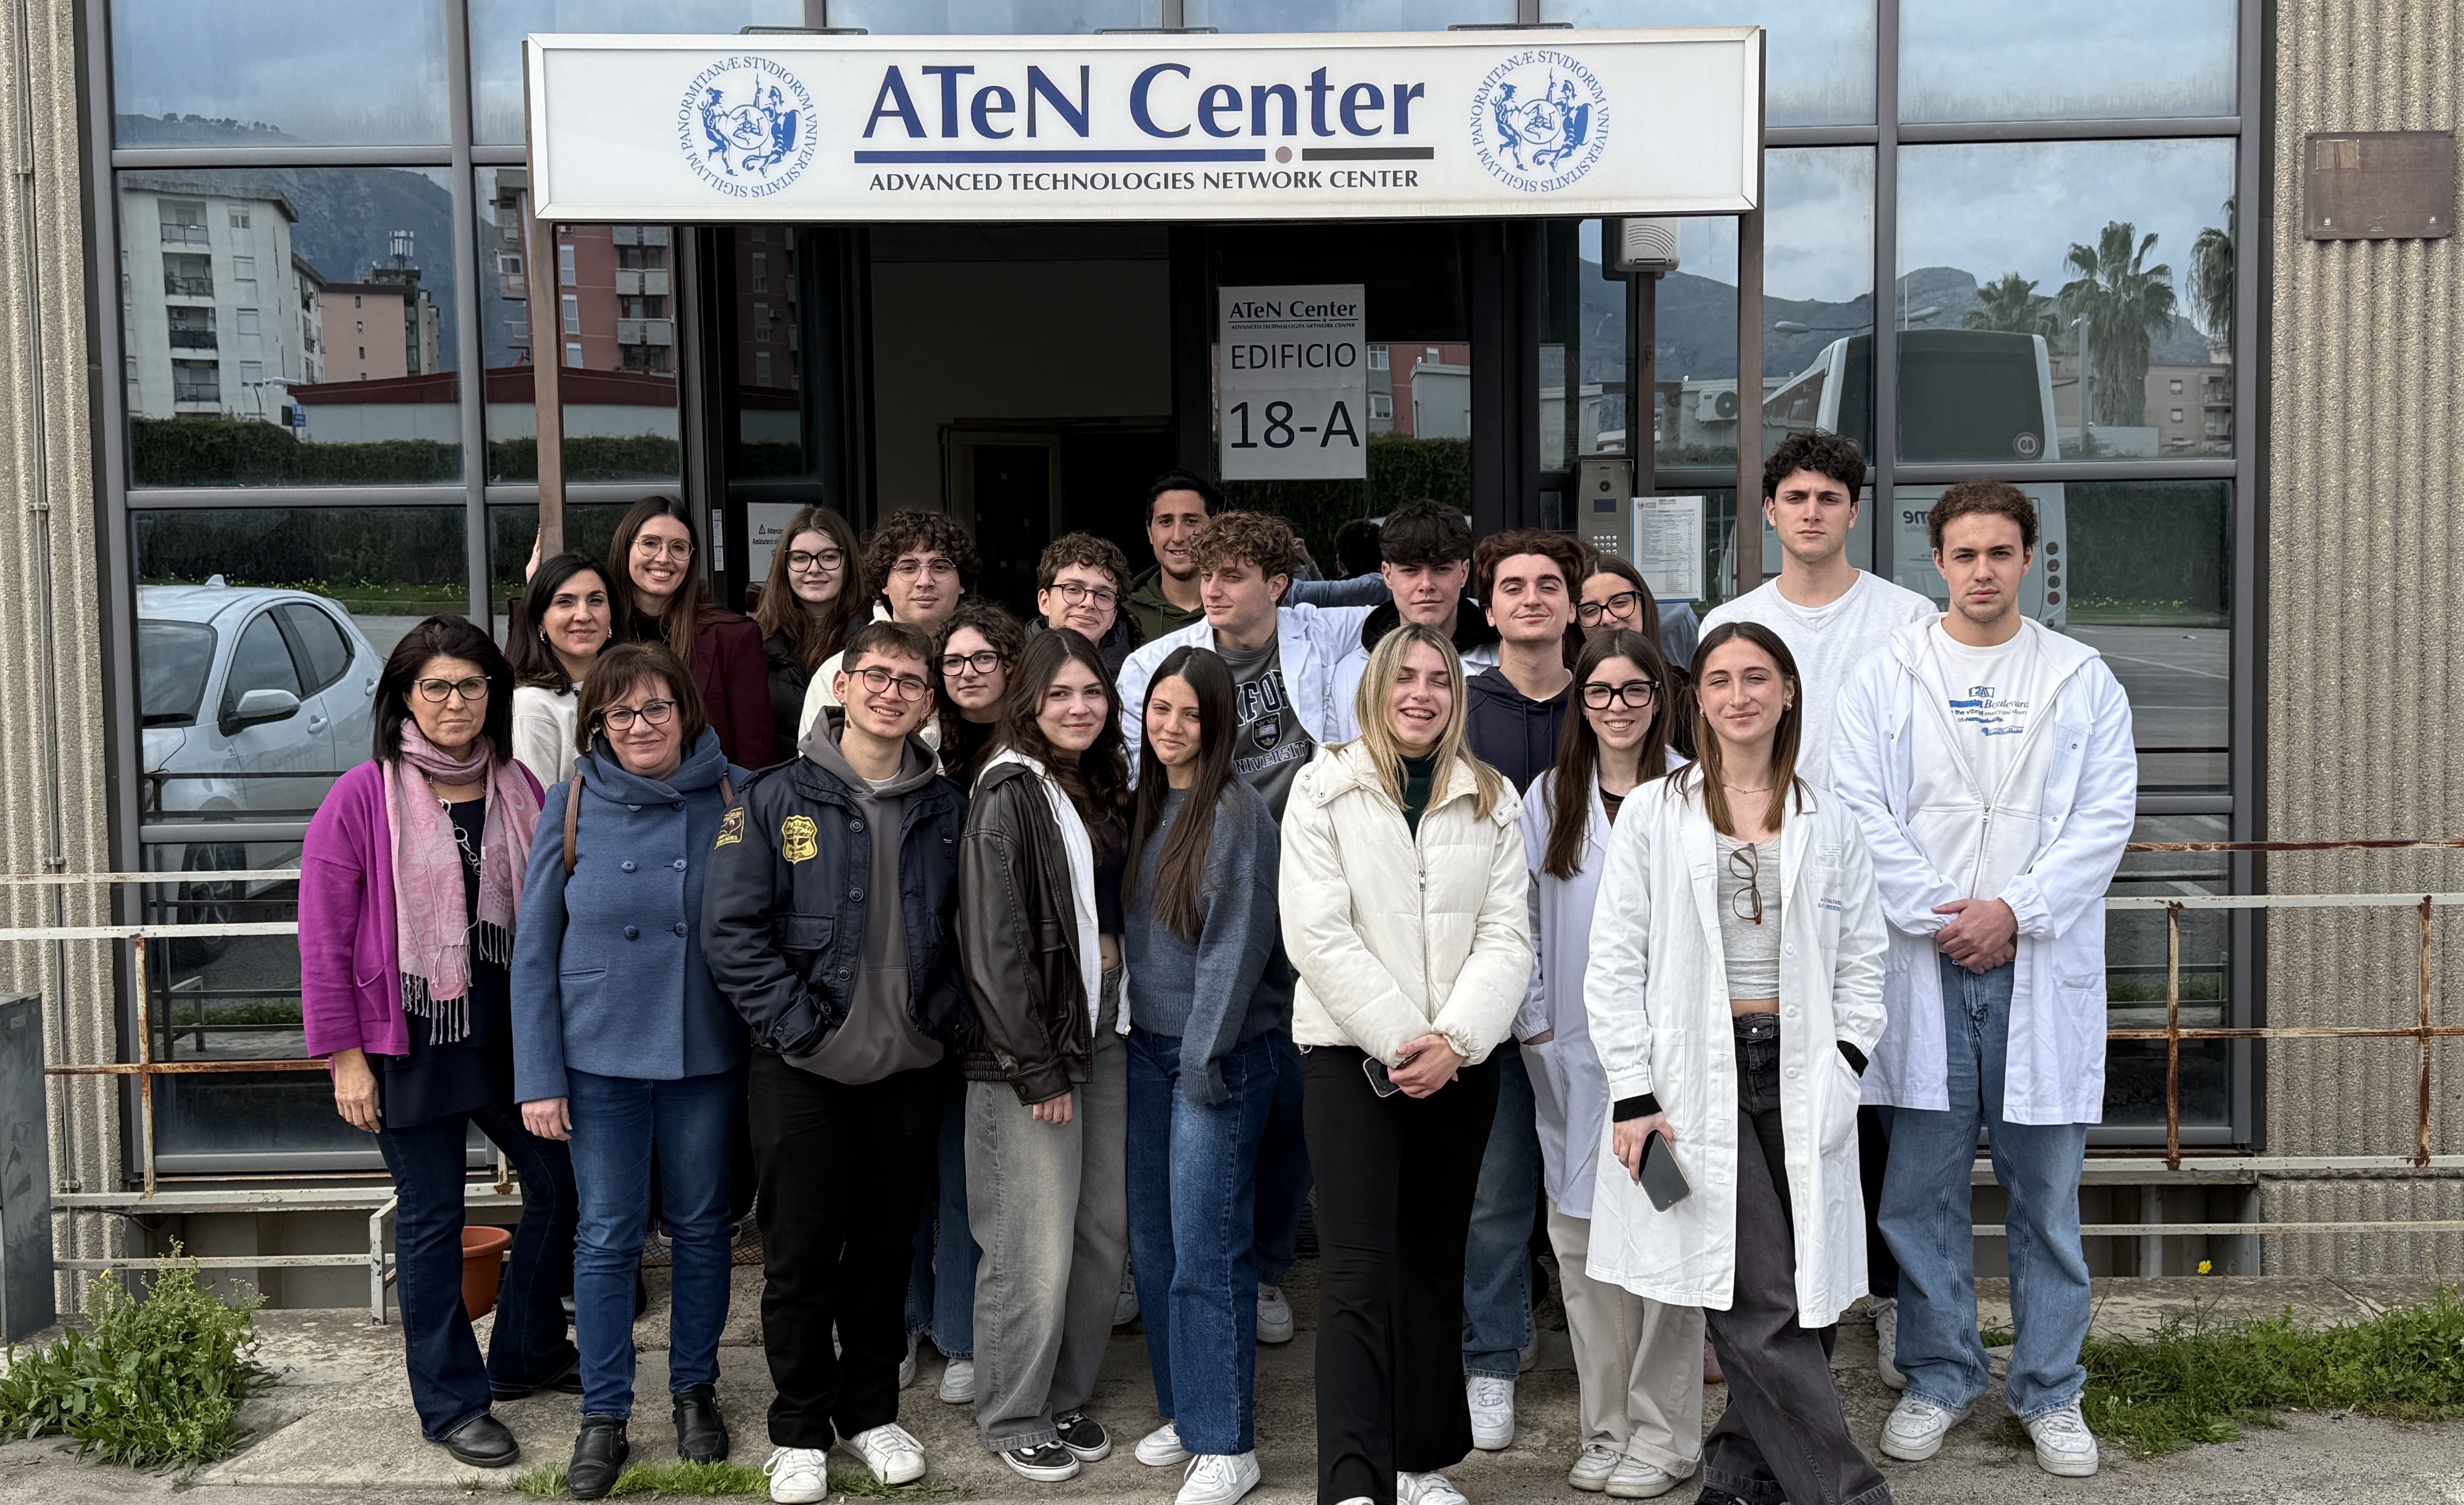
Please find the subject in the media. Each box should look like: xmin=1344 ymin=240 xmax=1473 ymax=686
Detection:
xmin=462 ymin=1224 xmax=515 ymax=1319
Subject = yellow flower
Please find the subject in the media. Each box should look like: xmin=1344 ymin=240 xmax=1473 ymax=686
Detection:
xmin=2197 ymin=1259 xmax=2213 ymax=1275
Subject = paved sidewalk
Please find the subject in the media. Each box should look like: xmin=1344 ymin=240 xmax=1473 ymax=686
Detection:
xmin=3 ymin=1269 xmax=2459 ymax=1503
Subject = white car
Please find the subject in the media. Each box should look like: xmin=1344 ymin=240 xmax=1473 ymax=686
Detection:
xmin=141 ymin=578 xmax=381 ymax=958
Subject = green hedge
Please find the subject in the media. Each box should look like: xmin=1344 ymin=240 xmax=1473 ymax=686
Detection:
xmin=2066 ymin=480 xmax=2230 ymax=624
xmin=131 ymin=417 xmax=458 ymax=486
xmin=487 ymin=436 xmax=683 ymax=483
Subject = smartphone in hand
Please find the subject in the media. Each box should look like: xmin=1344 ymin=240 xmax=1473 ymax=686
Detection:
xmin=1363 ymin=1055 xmax=1404 ymax=1098
xmin=1637 ymin=1131 xmax=1691 ymax=1212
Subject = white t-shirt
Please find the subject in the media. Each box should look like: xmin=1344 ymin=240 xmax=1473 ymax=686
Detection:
xmin=1923 ymin=621 xmax=2051 ymax=805
xmin=1701 ymin=570 xmax=1935 ymax=789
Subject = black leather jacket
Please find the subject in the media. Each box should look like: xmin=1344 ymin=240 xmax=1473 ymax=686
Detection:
xmin=700 ymin=750 xmax=966 ymax=1058
xmin=959 ymin=760 xmax=1093 ymax=1103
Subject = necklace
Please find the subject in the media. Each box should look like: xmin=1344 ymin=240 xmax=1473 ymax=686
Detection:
xmin=441 ymin=797 xmax=484 ymax=872
xmin=1724 ymin=783 xmax=1775 ymax=794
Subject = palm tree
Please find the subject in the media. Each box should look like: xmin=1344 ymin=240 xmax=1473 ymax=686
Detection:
xmin=2189 ymin=196 xmax=2236 ymax=352
xmin=2058 ymin=221 xmax=2178 ymax=428
xmin=1963 ymin=273 xmax=2060 ymax=339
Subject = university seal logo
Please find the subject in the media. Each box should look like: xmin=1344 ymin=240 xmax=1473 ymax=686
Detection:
xmin=1469 ymin=50 xmax=1609 ymax=193
xmin=679 ymin=56 xmax=816 ymax=198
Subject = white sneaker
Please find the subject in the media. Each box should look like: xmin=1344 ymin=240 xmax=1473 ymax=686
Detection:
xmin=1256 ymin=1284 xmax=1294 ymax=1345
xmin=897 ymin=1330 xmax=918 ymax=1391
xmin=1873 ymin=1297 xmax=1906 ymax=1391
xmin=1115 ymin=1263 xmax=1141 ymax=1325
xmin=1465 ymin=1375 xmax=1516 ymax=1451
xmin=1177 ymin=1452 xmax=1262 ymax=1505
xmin=2024 ymin=1398 xmax=2101 ymax=1478
xmin=937 ymin=1358 xmax=975 ymax=1405
xmin=1604 ymin=1455 xmax=1681 ymax=1500
xmin=847 ymin=1422 xmax=927 ymax=1487
xmin=763 ymin=1445 xmax=830 ymax=1504
xmin=1878 ymin=1394 xmax=1971 ymax=1462
xmin=1137 ymin=1421 xmax=1190 ymax=1467
xmin=1567 ymin=1443 xmax=1619 ymax=1492
xmin=1397 ymin=1469 xmax=1469 ymax=1505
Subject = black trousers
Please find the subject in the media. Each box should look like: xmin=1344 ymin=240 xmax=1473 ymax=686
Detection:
xmin=1304 ymin=1046 xmax=1499 ymax=1505
xmin=1701 ymin=1030 xmax=1892 ymax=1505
xmin=1858 ymin=1104 xmax=1899 ymax=1301
xmin=748 ymin=1052 xmax=945 ymax=1449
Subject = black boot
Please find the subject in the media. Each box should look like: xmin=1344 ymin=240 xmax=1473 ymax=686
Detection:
xmin=566 ymin=1414 xmax=630 ymax=1500
xmin=435 ymin=1410 xmax=520 ymax=1468
xmin=671 ymin=1383 xmax=730 ymax=1464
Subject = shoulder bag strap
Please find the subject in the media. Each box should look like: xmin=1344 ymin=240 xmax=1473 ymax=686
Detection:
xmin=562 ymin=766 xmax=583 ymax=876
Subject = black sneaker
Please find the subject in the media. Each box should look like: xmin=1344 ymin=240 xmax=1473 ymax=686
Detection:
xmin=1000 ymin=1441 xmax=1081 ymax=1482
xmin=1052 ymin=1409 xmax=1112 ymax=1463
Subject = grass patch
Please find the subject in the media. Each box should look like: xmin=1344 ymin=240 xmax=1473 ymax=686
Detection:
xmin=507 ymin=1459 xmax=954 ymax=1499
xmin=2075 ymin=1286 xmax=2464 ymax=1458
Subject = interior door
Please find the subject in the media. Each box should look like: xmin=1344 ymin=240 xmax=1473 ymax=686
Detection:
xmin=954 ymin=435 xmax=1059 ymax=617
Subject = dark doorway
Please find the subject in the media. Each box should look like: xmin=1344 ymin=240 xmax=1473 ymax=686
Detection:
xmin=969 ymin=442 xmax=1054 ymax=615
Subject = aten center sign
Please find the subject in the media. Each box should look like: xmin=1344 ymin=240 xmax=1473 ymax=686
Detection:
xmin=526 ymin=29 xmax=1762 ymax=223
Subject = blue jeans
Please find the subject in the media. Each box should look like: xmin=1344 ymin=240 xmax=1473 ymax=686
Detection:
xmin=1462 ymin=1043 xmax=1539 ymax=1378
xmin=904 ymin=1071 xmax=977 ymax=1359
xmin=375 ymin=1099 xmax=577 ymax=1440
xmin=1880 ymin=956 xmax=2092 ymax=1420
xmin=566 ymin=1066 xmax=746 ymax=1418
xmin=1253 ymin=1029 xmax=1310 ymax=1285
xmin=1126 ymin=1027 xmax=1276 ymax=1456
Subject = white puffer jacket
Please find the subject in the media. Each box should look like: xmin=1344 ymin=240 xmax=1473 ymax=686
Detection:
xmin=1281 ymin=740 xmax=1533 ymax=1068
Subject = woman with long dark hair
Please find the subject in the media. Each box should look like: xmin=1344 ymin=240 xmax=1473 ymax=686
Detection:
xmin=508 ymin=552 xmax=613 ymax=787
xmin=1120 ymin=647 xmax=1290 ymax=1505
xmin=755 ymin=504 xmax=866 ymax=754
xmin=1517 ymin=630 xmax=1701 ymax=1497
xmin=935 ymin=599 xmax=1026 ymax=786
xmin=299 ymin=616 xmax=576 ymax=1469
xmin=607 ymin=495 xmax=774 ymax=768
xmin=956 ymin=628 xmax=1134 ymax=1484
xmin=1583 ymin=621 xmax=1891 ymax=1505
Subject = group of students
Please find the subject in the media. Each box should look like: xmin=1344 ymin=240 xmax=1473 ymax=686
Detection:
xmin=298 ymin=433 xmax=2135 ymax=1505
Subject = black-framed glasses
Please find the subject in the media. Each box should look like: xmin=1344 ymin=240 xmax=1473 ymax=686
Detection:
xmin=1577 ymin=590 xmax=1641 ymax=624
xmin=856 ymin=666 xmax=931 ymax=701
xmin=1052 ymin=580 xmax=1119 ymax=609
xmin=1729 ymin=843 xmax=1765 ymax=925
xmin=414 ymin=676 xmax=489 ymax=704
xmin=601 ymin=699 xmax=676 ymax=731
xmin=1581 ymin=678 xmax=1658 ymax=710
xmin=785 ymin=548 xmax=844 ymax=573
xmin=938 ymin=649 xmax=1004 ymax=678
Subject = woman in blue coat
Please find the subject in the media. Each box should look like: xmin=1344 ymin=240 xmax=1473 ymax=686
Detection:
xmin=511 ymin=642 xmax=752 ymax=1500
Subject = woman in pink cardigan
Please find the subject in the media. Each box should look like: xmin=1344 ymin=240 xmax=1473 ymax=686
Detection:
xmin=300 ymin=615 xmax=579 ymax=1470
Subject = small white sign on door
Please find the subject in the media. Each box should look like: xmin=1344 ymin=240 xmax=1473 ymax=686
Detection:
xmin=1632 ymin=494 xmax=1705 ymax=603
xmin=1218 ymin=284 xmax=1368 ymax=481
xmin=745 ymin=502 xmax=808 ymax=587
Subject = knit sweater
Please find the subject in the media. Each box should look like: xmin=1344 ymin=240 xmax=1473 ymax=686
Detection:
xmin=1121 ymin=779 xmax=1293 ymax=1105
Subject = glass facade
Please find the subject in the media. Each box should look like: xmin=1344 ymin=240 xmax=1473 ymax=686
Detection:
xmin=94 ymin=0 xmax=2258 ymax=1164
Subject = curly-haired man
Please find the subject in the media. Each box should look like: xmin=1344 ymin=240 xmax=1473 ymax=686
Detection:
xmin=798 ymin=511 xmax=980 ymax=745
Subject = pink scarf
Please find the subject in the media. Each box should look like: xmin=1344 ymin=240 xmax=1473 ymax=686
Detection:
xmin=385 ymin=725 xmax=540 ymax=1044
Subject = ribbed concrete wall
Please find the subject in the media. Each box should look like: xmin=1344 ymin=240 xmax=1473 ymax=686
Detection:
xmin=2263 ymin=0 xmax=2464 ymax=1274
xmin=0 ymin=0 xmax=130 ymax=1301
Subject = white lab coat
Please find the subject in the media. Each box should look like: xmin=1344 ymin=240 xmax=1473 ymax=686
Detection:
xmin=1117 ymin=601 xmax=1376 ymax=780
xmin=1581 ymin=772 xmax=1887 ymax=1327
xmin=1828 ymin=618 xmax=2137 ymax=1126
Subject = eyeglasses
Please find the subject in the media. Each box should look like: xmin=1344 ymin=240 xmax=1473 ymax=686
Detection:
xmin=855 ymin=665 xmax=931 ymax=701
xmin=414 ymin=676 xmax=489 ymax=704
xmin=938 ymin=649 xmax=1005 ymax=678
xmin=1581 ymin=678 xmax=1658 ymax=710
xmin=1729 ymin=843 xmax=1765 ymax=925
xmin=601 ymin=699 xmax=676 ymax=731
xmin=1576 ymin=590 xmax=1641 ymax=624
xmin=785 ymin=548 xmax=844 ymax=573
xmin=633 ymin=536 xmax=694 ymax=561
xmin=1052 ymin=580 xmax=1118 ymax=609
xmin=890 ymin=557 xmax=958 ymax=580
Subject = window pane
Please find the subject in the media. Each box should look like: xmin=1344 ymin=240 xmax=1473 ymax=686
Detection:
xmin=486 ymin=502 xmax=640 ymax=636
xmin=2104 ymin=814 xmax=2232 ymax=1130
xmin=835 ymin=0 xmax=1159 ymax=31
xmin=1889 ymin=480 xmax=2229 ymax=794
xmin=468 ymin=0 xmax=807 ymax=145
xmin=1188 ymin=0 xmax=1508 ymax=29
xmin=1897 ymin=139 xmax=2236 ymax=463
xmin=111 ymin=0 xmax=449 ymax=146
xmin=1901 ymin=0 xmax=2236 ymax=125
xmin=120 ymin=169 xmax=463 ymax=486
xmin=729 ymin=227 xmax=810 ymax=479
xmin=1541 ymin=0 xmax=1875 ymax=128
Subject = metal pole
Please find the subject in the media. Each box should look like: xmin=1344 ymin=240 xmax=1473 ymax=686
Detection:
xmin=132 ymin=934 xmax=154 ymax=1198
xmin=2418 ymin=896 xmax=2434 ymax=1169
xmin=1870 ymin=0 xmax=1899 ymax=584
xmin=1734 ymin=207 xmax=1764 ymax=599
xmin=521 ymin=41 xmax=567 ymax=558
xmin=2165 ymin=901 xmax=2183 ymax=1171
xmin=1630 ymin=269 xmax=1657 ymax=497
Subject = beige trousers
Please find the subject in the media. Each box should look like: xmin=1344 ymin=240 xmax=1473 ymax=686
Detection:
xmin=1547 ymin=1203 xmax=1707 ymax=1476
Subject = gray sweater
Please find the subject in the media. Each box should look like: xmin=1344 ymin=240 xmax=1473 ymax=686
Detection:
xmin=1123 ymin=780 xmax=1293 ymax=1105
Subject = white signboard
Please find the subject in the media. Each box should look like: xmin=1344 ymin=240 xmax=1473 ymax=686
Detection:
xmin=1632 ymin=494 xmax=1705 ymax=602
xmin=527 ymin=30 xmax=1762 ymax=223
xmin=1218 ymin=284 xmax=1367 ymax=481
xmin=744 ymin=501 xmax=806 ymax=586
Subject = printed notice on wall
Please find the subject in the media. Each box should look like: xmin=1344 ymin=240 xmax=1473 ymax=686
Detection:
xmin=1218 ymin=284 xmax=1367 ymax=481
xmin=1632 ymin=494 xmax=1705 ymax=602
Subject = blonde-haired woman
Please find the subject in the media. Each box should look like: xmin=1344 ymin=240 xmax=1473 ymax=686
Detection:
xmin=1281 ymin=623 xmax=1533 ymax=1505
xmin=1582 ymin=621 xmax=1892 ymax=1505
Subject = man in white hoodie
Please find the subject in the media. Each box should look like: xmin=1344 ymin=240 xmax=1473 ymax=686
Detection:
xmin=1829 ymin=482 xmax=2135 ymax=1484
